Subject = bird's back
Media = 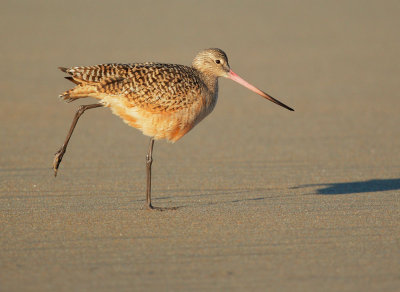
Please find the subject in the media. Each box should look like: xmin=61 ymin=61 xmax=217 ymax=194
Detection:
xmin=61 ymin=63 xmax=208 ymax=111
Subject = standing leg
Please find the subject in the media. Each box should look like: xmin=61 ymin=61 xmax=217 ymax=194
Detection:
xmin=53 ymin=103 xmax=103 ymax=177
xmin=145 ymin=138 xmax=178 ymax=211
xmin=146 ymin=137 xmax=155 ymax=209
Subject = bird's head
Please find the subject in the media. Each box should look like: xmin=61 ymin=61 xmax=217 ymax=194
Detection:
xmin=192 ymin=48 xmax=231 ymax=77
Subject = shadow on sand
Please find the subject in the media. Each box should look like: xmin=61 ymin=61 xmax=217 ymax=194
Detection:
xmin=294 ymin=178 xmax=400 ymax=195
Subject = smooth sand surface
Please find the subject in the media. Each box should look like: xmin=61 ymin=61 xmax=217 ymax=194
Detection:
xmin=1 ymin=1 xmax=399 ymax=291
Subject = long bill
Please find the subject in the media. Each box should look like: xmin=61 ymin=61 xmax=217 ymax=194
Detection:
xmin=227 ymin=70 xmax=294 ymax=111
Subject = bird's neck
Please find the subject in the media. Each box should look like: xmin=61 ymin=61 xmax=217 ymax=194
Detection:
xmin=200 ymin=73 xmax=219 ymax=115
xmin=199 ymin=72 xmax=219 ymax=96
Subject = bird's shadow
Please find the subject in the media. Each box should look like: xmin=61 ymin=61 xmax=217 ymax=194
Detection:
xmin=293 ymin=178 xmax=400 ymax=195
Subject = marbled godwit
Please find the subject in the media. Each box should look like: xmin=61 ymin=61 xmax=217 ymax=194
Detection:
xmin=54 ymin=48 xmax=294 ymax=210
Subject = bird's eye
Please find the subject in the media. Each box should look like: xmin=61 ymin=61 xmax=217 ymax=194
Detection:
xmin=215 ymin=60 xmax=221 ymax=64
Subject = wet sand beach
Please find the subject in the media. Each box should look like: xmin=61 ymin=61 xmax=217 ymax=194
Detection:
xmin=1 ymin=1 xmax=399 ymax=291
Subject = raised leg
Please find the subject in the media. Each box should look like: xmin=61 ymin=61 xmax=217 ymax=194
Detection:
xmin=53 ymin=103 xmax=103 ymax=177
xmin=146 ymin=137 xmax=155 ymax=209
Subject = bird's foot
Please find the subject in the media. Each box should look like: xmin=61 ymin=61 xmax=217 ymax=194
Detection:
xmin=53 ymin=148 xmax=66 ymax=177
xmin=146 ymin=204 xmax=179 ymax=211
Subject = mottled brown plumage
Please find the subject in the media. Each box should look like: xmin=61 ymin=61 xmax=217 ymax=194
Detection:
xmin=54 ymin=48 xmax=294 ymax=210
xmin=60 ymin=63 xmax=203 ymax=112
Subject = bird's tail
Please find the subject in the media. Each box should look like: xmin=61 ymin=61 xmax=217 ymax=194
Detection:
xmin=58 ymin=67 xmax=97 ymax=102
xmin=59 ymin=86 xmax=98 ymax=103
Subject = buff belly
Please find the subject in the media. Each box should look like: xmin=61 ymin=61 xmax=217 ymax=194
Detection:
xmin=101 ymin=96 xmax=206 ymax=142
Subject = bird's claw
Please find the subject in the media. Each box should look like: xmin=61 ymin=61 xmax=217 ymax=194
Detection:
xmin=146 ymin=204 xmax=179 ymax=211
xmin=53 ymin=148 xmax=65 ymax=177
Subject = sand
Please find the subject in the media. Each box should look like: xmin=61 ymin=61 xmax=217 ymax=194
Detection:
xmin=1 ymin=1 xmax=399 ymax=291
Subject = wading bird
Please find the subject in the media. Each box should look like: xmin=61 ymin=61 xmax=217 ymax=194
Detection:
xmin=54 ymin=48 xmax=294 ymax=210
